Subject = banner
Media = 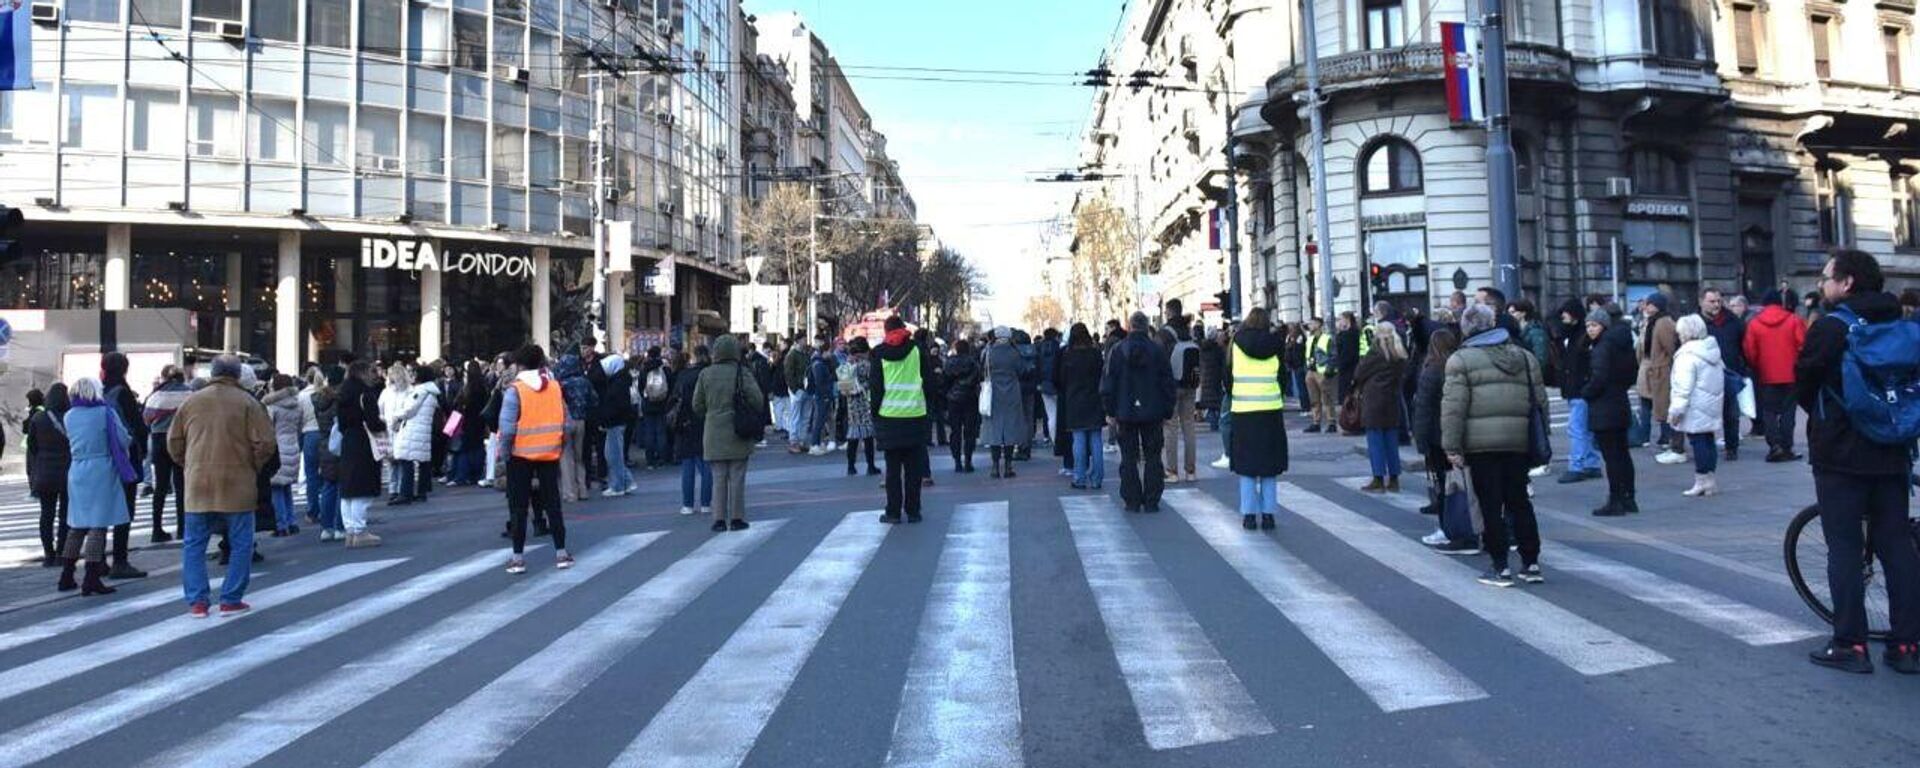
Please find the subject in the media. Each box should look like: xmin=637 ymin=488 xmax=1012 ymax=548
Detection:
xmin=1441 ymin=22 xmax=1483 ymax=124
xmin=1207 ymin=208 xmax=1228 ymax=250
xmin=1 ymin=2 xmax=32 ymax=91
xmin=606 ymin=220 xmax=633 ymax=273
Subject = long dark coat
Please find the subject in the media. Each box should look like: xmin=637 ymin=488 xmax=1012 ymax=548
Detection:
xmin=335 ymin=377 xmax=386 ymax=499
xmin=1581 ymin=322 xmax=1637 ymax=433
xmin=669 ymin=362 xmax=707 ymax=462
xmin=1054 ymin=345 xmax=1106 ymax=432
xmin=1226 ymin=328 xmax=1290 ymax=477
xmin=982 ymin=340 xmax=1028 ymax=446
xmin=1352 ymin=352 xmax=1407 ymax=430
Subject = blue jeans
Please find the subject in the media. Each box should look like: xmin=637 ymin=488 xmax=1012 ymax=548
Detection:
xmin=1565 ymin=399 xmax=1601 ymax=472
xmin=807 ymin=394 xmax=829 ymax=446
xmin=681 ymin=457 xmax=713 ymax=507
xmin=316 ymin=478 xmax=340 ymax=532
xmin=271 ymin=485 xmax=294 ymax=531
xmin=604 ymin=425 xmax=633 ymax=491
xmin=1689 ymin=432 xmax=1718 ymax=474
xmin=1237 ymin=475 xmax=1278 ymax=515
xmin=790 ymin=393 xmax=816 ymax=447
xmin=183 ymin=512 xmax=253 ymax=607
xmin=1291 ymin=369 xmax=1312 ymax=412
xmin=1219 ymin=409 xmax=1233 ymax=453
xmin=1072 ymin=428 xmax=1105 ymax=488
xmin=1364 ymin=428 xmax=1403 ymax=478
xmin=637 ymin=416 xmax=666 ymax=466
xmin=300 ymin=431 xmax=322 ymax=516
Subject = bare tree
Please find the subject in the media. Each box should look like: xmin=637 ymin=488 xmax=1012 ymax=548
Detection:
xmin=1023 ymin=294 xmax=1066 ymax=332
xmin=738 ymin=182 xmax=816 ymax=335
xmin=918 ymin=246 xmax=988 ymax=338
xmin=1070 ymin=192 xmax=1138 ymax=326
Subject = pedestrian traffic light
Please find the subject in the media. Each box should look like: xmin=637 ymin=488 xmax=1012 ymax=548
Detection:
xmin=0 ymin=205 xmax=21 ymax=266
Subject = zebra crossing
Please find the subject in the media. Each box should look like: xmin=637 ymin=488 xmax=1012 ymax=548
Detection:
xmin=0 ymin=477 xmax=1836 ymax=766
xmin=0 ymin=477 xmax=309 ymax=561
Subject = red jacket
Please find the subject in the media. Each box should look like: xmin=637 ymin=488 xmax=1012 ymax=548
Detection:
xmin=1742 ymin=304 xmax=1806 ymax=385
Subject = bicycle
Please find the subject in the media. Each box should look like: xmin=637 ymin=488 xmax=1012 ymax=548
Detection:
xmin=1783 ymin=504 xmax=1920 ymax=640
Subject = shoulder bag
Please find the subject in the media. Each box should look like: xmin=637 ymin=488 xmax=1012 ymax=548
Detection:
xmin=731 ymin=363 xmax=770 ymax=440
xmin=1523 ymin=355 xmax=1554 ymax=468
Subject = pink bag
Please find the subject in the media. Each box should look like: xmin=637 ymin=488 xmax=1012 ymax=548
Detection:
xmin=441 ymin=410 xmax=464 ymax=438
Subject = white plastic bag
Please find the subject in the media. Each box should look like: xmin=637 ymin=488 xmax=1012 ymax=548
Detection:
xmin=978 ymin=384 xmax=993 ymax=418
xmin=1737 ymin=376 xmax=1756 ymax=420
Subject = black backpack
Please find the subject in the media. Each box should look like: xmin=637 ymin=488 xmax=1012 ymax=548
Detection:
xmin=1174 ymin=342 xmax=1200 ymax=388
xmin=731 ymin=364 xmax=770 ymax=440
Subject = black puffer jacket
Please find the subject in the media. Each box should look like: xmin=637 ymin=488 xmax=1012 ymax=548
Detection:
xmin=1101 ymin=330 xmax=1175 ymax=424
xmin=1555 ymin=299 xmax=1591 ymax=400
xmin=1796 ymin=291 xmax=1913 ymax=477
xmin=1581 ymin=321 xmax=1636 ymax=432
xmin=1411 ymin=357 xmax=1445 ymax=456
xmin=1055 ymin=345 xmax=1105 ymax=431
xmin=1197 ymin=338 xmax=1226 ymax=411
xmin=943 ymin=352 xmax=982 ymax=413
xmin=26 ymin=404 xmax=71 ymax=497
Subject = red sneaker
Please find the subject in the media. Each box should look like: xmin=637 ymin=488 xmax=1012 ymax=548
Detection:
xmin=188 ymin=602 xmax=210 ymax=619
xmin=217 ymin=602 xmax=251 ymax=617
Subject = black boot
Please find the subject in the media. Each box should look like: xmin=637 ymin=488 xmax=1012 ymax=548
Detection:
xmin=989 ymin=448 xmax=1003 ymax=479
xmin=81 ymin=562 xmax=117 ymax=596
xmin=107 ymin=557 xmax=147 ymax=580
xmin=56 ymin=558 xmax=78 ymax=592
xmin=1242 ymin=514 xmax=1257 ymax=530
xmin=1619 ymin=493 xmax=1640 ymax=514
xmin=1260 ymin=513 xmax=1276 ymax=530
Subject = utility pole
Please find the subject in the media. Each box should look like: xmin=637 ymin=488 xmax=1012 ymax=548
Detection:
xmin=1223 ymin=108 xmax=1243 ymax=320
xmin=1483 ymin=0 xmax=1522 ymax=300
xmin=588 ymin=65 xmax=610 ymax=350
xmin=807 ymin=180 xmax=818 ymax=343
xmin=1299 ymin=0 xmax=1336 ymax=328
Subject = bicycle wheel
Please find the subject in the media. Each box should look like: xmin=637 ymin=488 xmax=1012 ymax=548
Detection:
xmin=1784 ymin=504 xmax=1892 ymax=642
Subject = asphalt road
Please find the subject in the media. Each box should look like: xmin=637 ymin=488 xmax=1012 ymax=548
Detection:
xmin=0 ymin=423 xmax=1913 ymax=768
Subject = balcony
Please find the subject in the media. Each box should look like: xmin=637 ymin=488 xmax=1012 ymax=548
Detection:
xmin=1264 ymin=43 xmax=1574 ymax=99
xmin=1727 ymin=75 xmax=1920 ymax=122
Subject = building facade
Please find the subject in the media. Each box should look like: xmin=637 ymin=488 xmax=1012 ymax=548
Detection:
xmin=0 ymin=0 xmax=745 ymax=370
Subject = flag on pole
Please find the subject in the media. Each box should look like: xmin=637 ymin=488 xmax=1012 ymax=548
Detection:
xmin=1440 ymin=22 xmax=1483 ymax=124
xmin=0 ymin=1 xmax=32 ymax=91
xmin=1207 ymin=207 xmax=1228 ymax=250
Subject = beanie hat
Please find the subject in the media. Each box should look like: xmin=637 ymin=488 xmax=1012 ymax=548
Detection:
xmin=1585 ymin=309 xmax=1611 ymax=328
xmin=1761 ymin=289 xmax=1784 ymax=307
xmin=1646 ymin=292 xmax=1670 ymax=313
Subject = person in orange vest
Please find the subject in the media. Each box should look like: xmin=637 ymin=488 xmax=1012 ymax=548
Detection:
xmin=497 ymin=344 xmax=573 ymax=574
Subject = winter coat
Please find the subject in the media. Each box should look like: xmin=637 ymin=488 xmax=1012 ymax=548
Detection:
xmin=943 ymin=352 xmax=983 ymax=417
xmin=312 ymin=388 xmax=341 ymax=482
xmin=1703 ymin=310 xmax=1747 ymax=376
xmin=807 ymin=356 xmax=836 ymax=400
xmin=1054 ymin=345 xmax=1106 ymax=432
xmin=669 ymin=362 xmax=707 ymax=461
xmin=166 ymin=377 xmax=277 ymax=514
xmin=1441 ymin=328 xmax=1548 ymax=456
xmin=65 ymin=403 xmax=131 ymax=529
xmin=392 ymin=381 xmax=440 ymax=463
xmin=26 ymin=408 xmax=71 ymax=498
xmin=1197 ymin=338 xmax=1226 ymax=411
xmin=1581 ymin=322 xmax=1638 ymax=433
xmin=640 ymin=361 xmax=675 ymax=417
xmin=555 ymin=355 xmax=597 ymax=422
xmin=1351 ymin=352 xmax=1407 ymax=430
xmin=782 ymin=347 xmax=810 ymax=393
xmin=334 ymin=377 xmax=387 ymax=499
xmin=1333 ymin=328 xmax=1361 ymax=378
xmin=1796 ymin=291 xmax=1913 ymax=477
xmin=1036 ymin=337 xmax=1061 ymax=396
xmin=1225 ymin=327 xmax=1289 ymax=477
xmin=867 ymin=337 xmax=938 ymax=451
xmin=1556 ymin=319 xmax=1592 ymax=401
xmin=1411 ymin=358 xmax=1446 ymax=456
xmin=1742 ymin=304 xmax=1805 ymax=385
xmin=142 ymin=381 xmax=192 ymax=435
xmin=598 ymin=367 xmax=636 ymax=426
xmin=379 ymin=383 xmax=411 ymax=436
xmin=103 ymin=375 xmax=149 ymax=467
xmin=840 ymin=360 xmax=876 ymax=441
xmin=1102 ymin=330 xmax=1177 ymax=425
xmin=1668 ymin=337 xmax=1725 ymax=435
xmin=263 ymin=388 xmax=303 ymax=486
xmin=982 ymin=340 xmax=1029 ymax=445
xmin=1635 ymin=314 xmax=1680 ymax=421
xmin=693 ymin=335 xmax=765 ymax=463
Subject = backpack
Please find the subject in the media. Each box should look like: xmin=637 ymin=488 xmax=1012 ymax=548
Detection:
xmin=1171 ymin=341 xmax=1200 ymax=389
xmin=643 ymin=366 xmax=670 ymax=402
xmin=1824 ymin=306 xmax=1920 ymax=446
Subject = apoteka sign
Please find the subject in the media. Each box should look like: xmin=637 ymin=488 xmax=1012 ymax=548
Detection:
xmin=359 ymin=238 xmax=534 ymax=279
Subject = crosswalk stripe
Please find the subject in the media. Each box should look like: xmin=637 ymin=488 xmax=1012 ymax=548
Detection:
xmin=365 ymin=520 xmax=787 ymax=768
xmin=1060 ymin=495 xmax=1274 ymax=751
xmin=0 ymin=559 xmax=404 ymax=704
xmin=1546 ymin=545 xmax=1821 ymax=646
xmin=608 ymin=514 xmax=890 ymax=768
xmin=1278 ymin=484 xmax=1672 ymax=676
xmin=0 ymin=550 xmax=498 ymax=767
xmin=1164 ymin=489 xmax=1488 ymax=712
xmin=134 ymin=536 xmax=658 ymax=768
xmin=0 ymin=576 xmax=242 ymax=654
xmin=883 ymin=502 xmax=1021 ymax=768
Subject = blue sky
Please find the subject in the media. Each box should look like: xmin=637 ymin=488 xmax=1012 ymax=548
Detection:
xmin=743 ymin=0 xmax=1125 ymax=323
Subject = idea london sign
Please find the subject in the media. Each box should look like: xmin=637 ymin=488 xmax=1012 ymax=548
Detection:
xmin=359 ymin=237 xmax=535 ymax=279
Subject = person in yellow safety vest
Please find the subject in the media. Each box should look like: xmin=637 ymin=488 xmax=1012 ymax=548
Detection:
xmin=868 ymin=317 xmax=938 ymax=524
xmin=1226 ymin=308 xmax=1291 ymax=530
xmin=497 ymin=343 xmax=573 ymax=574
xmin=1304 ymin=318 xmax=1338 ymax=433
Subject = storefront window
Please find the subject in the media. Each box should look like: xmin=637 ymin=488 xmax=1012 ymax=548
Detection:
xmin=443 ymin=271 xmax=532 ymax=361
xmin=549 ymin=256 xmax=594 ymax=351
xmin=0 ymin=242 xmax=105 ymax=309
xmin=1364 ymin=227 xmax=1428 ymax=313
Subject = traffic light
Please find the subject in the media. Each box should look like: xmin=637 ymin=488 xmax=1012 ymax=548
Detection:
xmin=0 ymin=205 xmax=21 ymax=266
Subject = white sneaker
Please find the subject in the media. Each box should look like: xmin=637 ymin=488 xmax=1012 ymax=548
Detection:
xmin=808 ymin=446 xmax=829 ymax=457
xmin=1210 ymin=455 xmax=1230 ymax=470
xmin=1655 ymin=451 xmax=1688 ymax=465
xmin=1527 ymin=465 xmax=1550 ymax=478
xmin=679 ymin=506 xmax=696 ymax=516
xmin=1421 ymin=529 xmax=1449 ymax=546
xmin=602 ymin=488 xmax=625 ymax=498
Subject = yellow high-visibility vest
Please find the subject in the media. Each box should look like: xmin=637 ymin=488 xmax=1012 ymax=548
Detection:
xmin=878 ymin=347 xmax=928 ymax=419
xmin=1230 ymin=345 xmax=1283 ymax=413
xmin=1309 ymin=333 xmax=1332 ymax=374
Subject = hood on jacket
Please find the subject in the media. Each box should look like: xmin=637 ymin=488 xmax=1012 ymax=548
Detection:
xmin=712 ymin=334 xmax=742 ymax=363
xmin=1752 ymin=303 xmax=1798 ymax=328
xmin=1679 ymin=336 xmax=1722 ymax=366
xmin=874 ymin=335 xmax=917 ymax=362
xmin=601 ymin=355 xmax=625 ymax=376
xmin=1232 ymin=327 xmax=1283 ymax=359
xmin=1463 ymin=329 xmax=1531 ymax=375
xmin=554 ymin=354 xmax=584 ymax=380
xmin=515 ymin=369 xmax=550 ymax=390
xmin=262 ymin=388 xmax=300 ymax=408
xmin=1462 ymin=327 xmax=1510 ymax=348
xmin=1119 ymin=330 xmax=1158 ymax=367
xmin=1835 ymin=291 xmax=1903 ymax=323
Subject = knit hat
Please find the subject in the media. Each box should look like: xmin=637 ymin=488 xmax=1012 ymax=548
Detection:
xmin=1646 ymin=292 xmax=1670 ymax=313
xmin=1761 ymin=289 xmax=1784 ymax=307
xmin=1585 ymin=309 xmax=1611 ymax=328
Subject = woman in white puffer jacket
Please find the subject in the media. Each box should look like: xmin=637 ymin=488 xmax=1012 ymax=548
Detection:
xmin=391 ymin=367 xmax=440 ymax=504
xmin=378 ymin=362 xmax=412 ymax=502
xmin=1667 ymin=314 xmax=1725 ymax=497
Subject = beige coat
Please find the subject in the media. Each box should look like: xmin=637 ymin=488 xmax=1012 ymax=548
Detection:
xmin=1635 ymin=315 xmax=1680 ymax=423
xmin=168 ymin=378 xmax=277 ymax=513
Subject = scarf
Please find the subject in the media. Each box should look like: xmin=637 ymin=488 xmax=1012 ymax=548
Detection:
xmin=73 ymin=398 xmax=138 ymax=483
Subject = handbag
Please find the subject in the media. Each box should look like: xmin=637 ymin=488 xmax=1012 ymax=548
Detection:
xmin=369 ymin=427 xmax=392 ymax=462
xmin=1731 ymin=372 xmax=1757 ymax=420
xmin=441 ymin=409 xmax=465 ymax=438
xmin=327 ymin=422 xmax=342 ymax=454
xmin=1337 ymin=394 xmax=1363 ymax=434
xmin=1523 ymin=355 xmax=1554 ymax=468
xmin=978 ymin=384 xmax=993 ymax=418
xmin=1439 ymin=468 xmax=1479 ymax=542
xmin=731 ymin=363 xmax=770 ymax=440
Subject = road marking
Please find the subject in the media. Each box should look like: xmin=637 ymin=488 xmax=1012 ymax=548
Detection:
xmin=1061 ymin=495 xmax=1274 ymax=751
xmin=0 ymin=559 xmax=404 ymax=704
xmin=1279 ymin=484 xmax=1671 ymax=676
xmin=0 ymin=576 xmax=245 ymax=654
xmin=133 ymin=537 xmax=656 ymax=768
xmin=1547 ymin=544 xmax=1822 ymax=646
xmin=608 ymin=514 xmax=889 ymax=768
xmin=366 ymin=521 xmax=786 ymax=768
xmin=1165 ymin=489 xmax=1488 ymax=712
xmin=884 ymin=502 xmax=1022 ymax=768
xmin=0 ymin=550 xmax=497 ymax=767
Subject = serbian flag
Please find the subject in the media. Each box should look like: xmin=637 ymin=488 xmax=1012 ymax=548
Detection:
xmin=1208 ymin=207 xmax=1227 ymax=250
xmin=0 ymin=1 xmax=31 ymax=91
xmin=1441 ymin=22 xmax=1482 ymax=124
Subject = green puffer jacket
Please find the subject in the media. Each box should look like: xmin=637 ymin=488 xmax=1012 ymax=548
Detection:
xmin=1440 ymin=330 xmax=1548 ymax=456
xmin=694 ymin=335 xmax=766 ymax=462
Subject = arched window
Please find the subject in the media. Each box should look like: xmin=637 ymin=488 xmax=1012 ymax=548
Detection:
xmin=1629 ymin=147 xmax=1688 ymax=196
xmin=1512 ymin=135 xmax=1536 ymax=193
xmin=1361 ymin=138 xmax=1421 ymax=195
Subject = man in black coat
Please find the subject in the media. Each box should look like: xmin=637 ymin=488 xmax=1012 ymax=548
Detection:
xmin=1101 ymin=312 xmax=1176 ymax=512
xmin=868 ymin=318 xmax=939 ymax=524
xmin=1333 ymin=312 xmax=1361 ymax=406
xmin=1555 ymin=298 xmax=1601 ymax=484
xmin=1700 ymin=288 xmax=1747 ymax=460
xmin=100 ymin=352 xmax=149 ymax=579
xmin=1583 ymin=309 xmax=1639 ymax=516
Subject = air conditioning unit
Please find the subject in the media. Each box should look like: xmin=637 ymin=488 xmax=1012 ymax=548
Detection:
xmin=376 ymin=156 xmax=403 ymax=173
xmin=1179 ymin=36 xmax=1197 ymax=66
xmin=1605 ymin=176 xmax=1634 ymax=199
xmin=29 ymin=3 xmax=57 ymax=25
xmin=217 ymin=20 xmax=246 ymax=43
xmin=498 ymin=65 xmax=530 ymax=84
xmin=661 ymin=202 xmax=678 ymax=217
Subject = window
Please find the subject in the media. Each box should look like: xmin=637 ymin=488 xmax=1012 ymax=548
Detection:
xmin=1895 ymin=170 xmax=1920 ymax=249
xmin=303 ymin=102 xmax=350 ymax=166
xmin=1816 ymin=163 xmax=1853 ymax=248
xmin=362 ymin=0 xmax=404 ymax=58
xmin=1630 ymin=148 xmax=1688 ymax=196
xmin=454 ymin=13 xmax=489 ymax=71
xmin=1643 ymin=0 xmax=1701 ymax=59
xmin=1513 ymin=136 xmax=1536 ymax=193
xmin=452 ymin=120 xmax=487 ymax=179
xmin=494 ymin=22 xmax=526 ymax=69
xmin=1886 ymin=27 xmax=1905 ymax=88
xmin=0 ymin=83 xmax=53 ymax=144
xmin=1363 ymin=0 xmax=1404 ymax=50
xmin=530 ymin=34 xmax=561 ymax=88
xmin=1361 ymin=138 xmax=1421 ymax=195
xmin=65 ymin=0 xmax=118 ymax=23
xmin=253 ymin=0 xmax=297 ymax=42
xmin=409 ymin=114 xmax=445 ymax=176
xmin=128 ymin=0 xmax=180 ymax=27
xmin=194 ymin=0 xmax=240 ymax=21
xmin=496 ymin=0 xmax=527 ymax=20
xmin=357 ymin=108 xmax=402 ymax=170
xmin=411 ymin=3 xmax=452 ymax=66
xmin=61 ymin=84 xmax=119 ymax=151
xmin=493 ymin=127 xmax=526 ymax=185
xmin=1811 ymin=16 xmax=1833 ymax=79
xmin=188 ymin=94 xmax=241 ymax=157
xmin=1732 ymin=3 xmax=1761 ymax=73
xmin=248 ymin=98 xmax=296 ymax=161
xmin=125 ymin=89 xmax=180 ymax=154
xmin=308 ymin=1 xmax=350 ymax=48
xmin=530 ymin=134 xmax=558 ymax=187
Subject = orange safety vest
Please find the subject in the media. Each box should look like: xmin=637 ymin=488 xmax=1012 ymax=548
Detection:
xmin=510 ymin=379 xmax=565 ymax=461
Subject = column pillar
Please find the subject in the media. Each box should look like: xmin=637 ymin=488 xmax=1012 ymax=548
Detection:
xmin=419 ymin=245 xmax=443 ymax=363
xmin=103 ymin=223 xmax=131 ymax=310
xmin=276 ymin=231 xmax=301 ymax=371
xmin=606 ymin=270 xmax=625 ymax=355
xmin=223 ymin=252 xmax=243 ymax=351
xmin=532 ymin=247 xmax=552 ymax=353
xmin=333 ymin=253 xmax=356 ymax=362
